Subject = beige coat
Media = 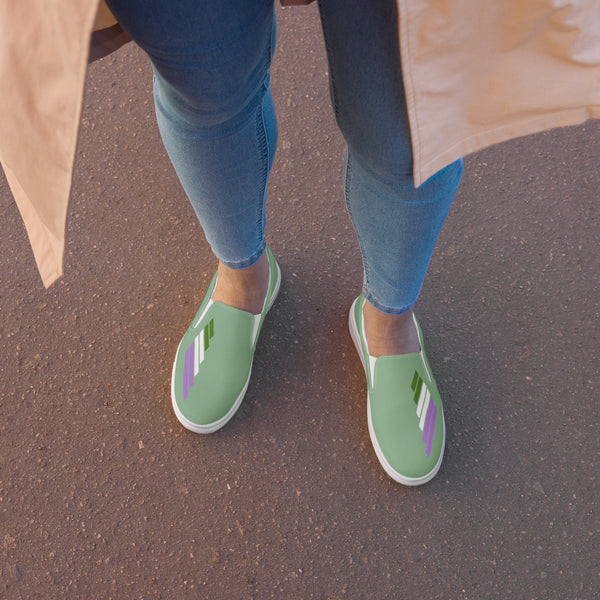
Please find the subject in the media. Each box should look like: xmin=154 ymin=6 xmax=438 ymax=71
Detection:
xmin=1 ymin=0 xmax=599 ymax=287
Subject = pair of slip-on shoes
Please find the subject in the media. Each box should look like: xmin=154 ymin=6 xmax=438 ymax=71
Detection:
xmin=171 ymin=247 xmax=444 ymax=485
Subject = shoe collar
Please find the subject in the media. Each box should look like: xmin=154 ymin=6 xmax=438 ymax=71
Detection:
xmin=250 ymin=249 xmax=275 ymax=345
xmin=361 ymin=299 xmax=432 ymax=385
xmin=193 ymin=250 xmax=273 ymax=335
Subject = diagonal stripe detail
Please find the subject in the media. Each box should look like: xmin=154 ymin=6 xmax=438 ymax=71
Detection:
xmin=411 ymin=370 xmax=420 ymax=393
xmin=418 ymin=390 xmax=431 ymax=431
xmin=412 ymin=376 xmax=423 ymax=406
xmin=423 ymin=403 xmax=437 ymax=457
xmin=416 ymin=384 xmax=428 ymax=419
xmin=199 ymin=329 xmax=205 ymax=364
xmin=182 ymin=318 xmax=215 ymax=401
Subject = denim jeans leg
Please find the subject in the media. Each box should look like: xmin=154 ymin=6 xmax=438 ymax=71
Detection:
xmin=105 ymin=0 xmax=277 ymax=269
xmin=318 ymin=0 xmax=463 ymax=314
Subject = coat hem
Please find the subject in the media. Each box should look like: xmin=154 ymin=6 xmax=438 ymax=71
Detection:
xmin=417 ymin=107 xmax=600 ymax=185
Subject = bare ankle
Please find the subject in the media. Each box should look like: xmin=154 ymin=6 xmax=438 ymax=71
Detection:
xmin=212 ymin=252 xmax=270 ymax=314
xmin=362 ymin=300 xmax=421 ymax=357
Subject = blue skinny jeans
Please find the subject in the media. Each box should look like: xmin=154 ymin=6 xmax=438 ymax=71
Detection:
xmin=106 ymin=0 xmax=463 ymax=314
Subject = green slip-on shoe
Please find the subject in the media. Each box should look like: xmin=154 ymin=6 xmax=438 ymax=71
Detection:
xmin=349 ymin=295 xmax=446 ymax=485
xmin=171 ymin=246 xmax=281 ymax=433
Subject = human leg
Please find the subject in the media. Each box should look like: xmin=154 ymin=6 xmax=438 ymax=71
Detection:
xmin=318 ymin=0 xmax=462 ymax=349
xmin=105 ymin=0 xmax=276 ymax=312
xmin=318 ymin=0 xmax=462 ymax=483
xmin=105 ymin=0 xmax=280 ymax=430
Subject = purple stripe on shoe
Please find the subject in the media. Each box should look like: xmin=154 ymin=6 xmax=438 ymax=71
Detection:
xmin=423 ymin=403 xmax=437 ymax=457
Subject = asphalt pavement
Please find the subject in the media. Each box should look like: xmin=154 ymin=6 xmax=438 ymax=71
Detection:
xmin=0 ymin=4 xmax=598 ymax=599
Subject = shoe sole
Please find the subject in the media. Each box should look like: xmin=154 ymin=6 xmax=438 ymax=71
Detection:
xmin=171 ymin=260 xmax=281 ymax=434
xmin=348 ymin=297 xmax=445 ymax=486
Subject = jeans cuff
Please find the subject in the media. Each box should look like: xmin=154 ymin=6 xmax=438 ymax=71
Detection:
xmin=362 ymin=287 xmax=414 ymax=316
xmin=217 ymin=241 xmax=266 ymax=270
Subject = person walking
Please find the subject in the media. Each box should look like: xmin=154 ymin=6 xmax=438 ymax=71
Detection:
xmin=103 ymin=0 xmax=462 ymax=485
